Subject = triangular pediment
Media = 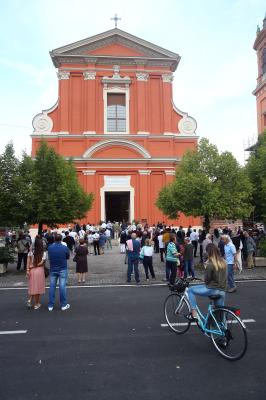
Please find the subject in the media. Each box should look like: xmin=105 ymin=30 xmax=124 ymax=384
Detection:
xmin=50 ymin=28 xmax=180 ymax=70
xmin=87 ymin=43 xmax=145 ymax=57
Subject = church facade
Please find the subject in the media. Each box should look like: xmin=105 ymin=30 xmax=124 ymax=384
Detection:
xmin=31 ymin=28 xmax=199 ymax=225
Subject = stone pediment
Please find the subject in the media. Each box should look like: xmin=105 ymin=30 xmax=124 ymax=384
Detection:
xmin=50 ymin=28 xmax=180 ymax=71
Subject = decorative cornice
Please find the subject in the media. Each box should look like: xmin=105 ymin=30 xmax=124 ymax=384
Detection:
xmin=57 ymin=70 xmax=70 ymax=80
xmin=82 ymin=170 xmax=96 ymax=175
xmin=162 ymin=73 xmax=173 ymax=83
xmin=83 ymin=71 xmax=96 ymax=80
xmin=253 ymin=78 xmax=266 ymax=96
xmin=69 ymin=157 xmax=180 ymax=163
xmin=136 ymin=72 xmax=149 ymax=81
xmin=138 ymin=170 xmax=151 ymax=175
xmin=31 ymin=132 xmax=199 ymax=139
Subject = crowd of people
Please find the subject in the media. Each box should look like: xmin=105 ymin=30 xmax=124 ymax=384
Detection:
xmin=2 ymin=221 xmax=265 ymax=311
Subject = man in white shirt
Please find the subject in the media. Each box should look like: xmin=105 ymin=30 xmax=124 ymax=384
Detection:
xmin=78 ymin=228 xmax=85 ymax=239
xmin=105 ymin=228 xmax=112 ymax=249
xmin=92 ymin=231 xmax=100 ymax=255
xmin=158 ymin=232 xmax=165 ymax=262
xmin=190 ymin=229 xmax=199 ymax=257
xmin=69 ymin=229 xmax=78 ymax=241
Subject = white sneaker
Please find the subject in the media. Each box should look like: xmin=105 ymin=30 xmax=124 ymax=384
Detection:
xmin=61 ymin=304 xmax=70 ymax=311
xmin=48 ymin=306 xmax=53 ymax=311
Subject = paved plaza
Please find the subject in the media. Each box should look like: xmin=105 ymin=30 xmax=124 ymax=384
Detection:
xmin=1 ymin=239 xmax=266 ymax=288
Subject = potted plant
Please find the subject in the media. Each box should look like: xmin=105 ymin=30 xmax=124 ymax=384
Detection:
xmin=0 ymin=246 xmax=15 ymax=274
xmin=255 ymin=238 xmax=266 ymax=267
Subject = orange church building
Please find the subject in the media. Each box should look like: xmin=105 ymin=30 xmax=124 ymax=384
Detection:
xmin=253 ymin=15 xmax=266 ymax=134
xmin=31 ymin=28 xmax=199 ymax=226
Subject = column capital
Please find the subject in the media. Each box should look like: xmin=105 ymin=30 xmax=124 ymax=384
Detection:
xmin=165 ymin=170 xmax=175 ymax=175
xmin=83 ymin=71 xmax=96 ymax=80
xmin=162 ymin=73 xmax=173 ymax=83
xmin=82 ymin=170 xmax=96 ymax=175
xmin=57 ymin=70 xmax=70 ymax=80
xmin=136 ymin=72 xmax=149 ymax=81
xmin=138 ymin=169 xmax=151 ymax=175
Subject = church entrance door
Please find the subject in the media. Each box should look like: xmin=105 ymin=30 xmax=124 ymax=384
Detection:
xmin=105 ymin=192 xmax=130 ymax=222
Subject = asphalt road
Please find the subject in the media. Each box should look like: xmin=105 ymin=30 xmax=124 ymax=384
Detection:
xmin=0 ymin=281 xmax=265 ymax=400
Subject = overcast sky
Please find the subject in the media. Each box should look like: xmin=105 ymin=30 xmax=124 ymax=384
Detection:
xmin=0 ymin=0 xmax=265 ymax=163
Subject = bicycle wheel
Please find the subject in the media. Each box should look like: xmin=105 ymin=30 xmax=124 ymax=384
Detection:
xmin=164 ymin=293 xmax=191 ymax=334
xmin=209 ymin=308 xmax=248 ymax=361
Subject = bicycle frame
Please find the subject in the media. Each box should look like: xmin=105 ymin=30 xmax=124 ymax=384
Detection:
xmin=195 ymin=304 xmax=225 ymax=337
xmin=180 ymin=287 xmax=225 ymax=337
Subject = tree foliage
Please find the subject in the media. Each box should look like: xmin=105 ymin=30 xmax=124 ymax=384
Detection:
xmin=0 ymin=142 xmax=22 ymax=227
xmin=156 ymin=138 xmax=253 ymax=230
xmin=31 ymin=142 xmax=93 ymax=231
xmin=0 ymin=141 xmax=93 ymax=230
xmin=246 ymin=130 xmax=266 ymax=222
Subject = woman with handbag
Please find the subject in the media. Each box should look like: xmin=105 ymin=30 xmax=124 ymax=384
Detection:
xmin=26 ymin=235 xmax=46 ymax=310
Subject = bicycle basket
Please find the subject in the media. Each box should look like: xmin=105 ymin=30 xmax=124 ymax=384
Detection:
xmin=171 ymin=279 xmax=188 ymax=293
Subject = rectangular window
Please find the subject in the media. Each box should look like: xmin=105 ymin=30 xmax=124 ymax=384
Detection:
xmin=107 ymin=93 xmax=126 ymax=132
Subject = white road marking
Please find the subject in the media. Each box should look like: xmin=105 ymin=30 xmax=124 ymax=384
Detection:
xmin=0 ymin=330 xmax=27 ymax=335
xmin=161 ymin=319 xmax=256 ymax=327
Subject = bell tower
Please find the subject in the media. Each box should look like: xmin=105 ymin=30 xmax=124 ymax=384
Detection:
xmin=253 ymin=14 xmax=266 ymax=134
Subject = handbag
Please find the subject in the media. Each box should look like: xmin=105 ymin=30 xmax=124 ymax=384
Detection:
xmin=73 ymin=255 xmax=77 ymax=262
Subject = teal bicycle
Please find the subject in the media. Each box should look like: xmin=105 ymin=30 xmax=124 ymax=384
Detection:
xmin=164 ymin=279 xmax=248 ymax=361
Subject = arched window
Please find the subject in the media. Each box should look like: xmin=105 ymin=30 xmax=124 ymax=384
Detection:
xmin=263 ymin=48 xmax=266 ymax=75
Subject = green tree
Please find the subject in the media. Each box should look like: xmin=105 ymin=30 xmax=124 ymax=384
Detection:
xmin=156 ymin=138 xmax=252 ymax=231
xmin=246 ymin=130 xmax=266 ymax=223
xmin=0 ymin=142 xmax=21 ymax=227
xmin=30 ymin=142 xmax=93 ymax=233
xmin=16 ymin=152 xmax=35 ymax=226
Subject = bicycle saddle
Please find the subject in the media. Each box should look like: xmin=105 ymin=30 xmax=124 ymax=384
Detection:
xmin=208 ymin=295 xmax=221 ymax=300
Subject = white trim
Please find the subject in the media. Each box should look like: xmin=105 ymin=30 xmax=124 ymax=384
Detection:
xmin=162 ymin=73 xmax=173 ymax=83
xmin=83 ymin=71 xmax=96 ymax=80
xmin=82 ymin=139 xmax=151 ymax=159
xmin=138 ymin=170 xmax=151 ymax=175
xmin=137 ymin=131 xmax=150 ymax=135
xmin=100 ymin=175 xmax=134 ymax=222
xmin=43 ymin=99 xmax=59 ymax=114
xmin=31 ymin=133 xmax=199 ymax=139
xmin=82 ymin=170 xmax=96 ymax=175
xmin=103 ymin=86 xmax=130 ymax=134
xmin=57 ymin=70 xmax=70 ymax=80
xmin=163 ymin=132 xmax=175 ymax=136
xmin=165 ymin=170 xmax=175 ymax=175
xmin=72 ymin=158 xmax=180 ymax=163
xmin=136 ymin=72 xmax=149 ymax=81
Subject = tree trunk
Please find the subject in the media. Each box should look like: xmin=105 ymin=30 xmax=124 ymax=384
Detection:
xmin=38 ymin=222 xmax=43 ymax=235
xmin=203 ymin=215 xmax=210 ymax=232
